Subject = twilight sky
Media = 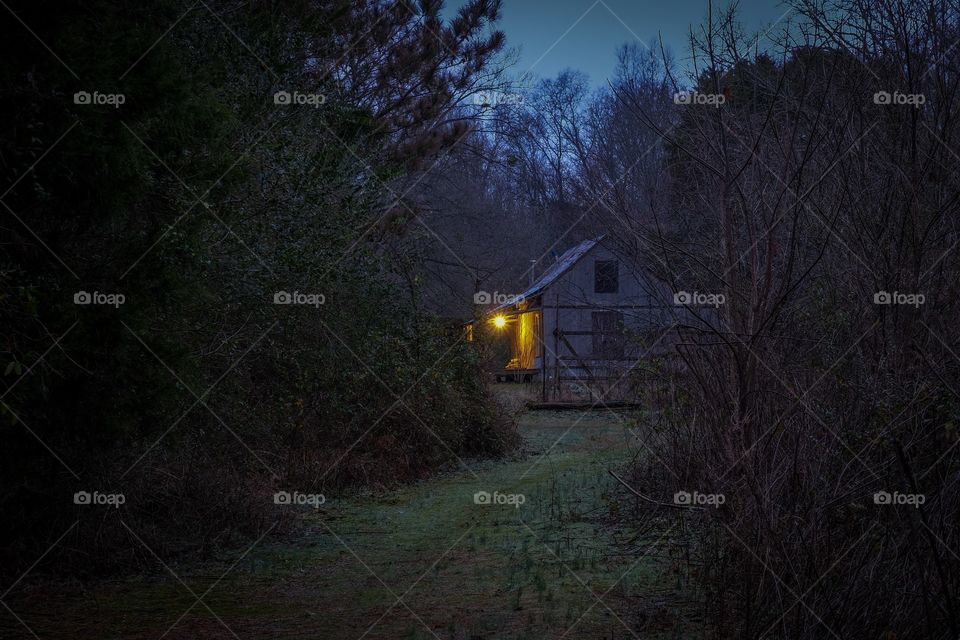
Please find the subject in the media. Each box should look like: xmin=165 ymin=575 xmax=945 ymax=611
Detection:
xmin=443 ymin=0 xmax=793 ymax=86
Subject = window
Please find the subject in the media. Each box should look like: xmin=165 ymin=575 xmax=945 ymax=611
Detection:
xmin=592 ymin=311 xmax=624 ymax=358
xmin=594 ymin=260 xmax=619 ymax=293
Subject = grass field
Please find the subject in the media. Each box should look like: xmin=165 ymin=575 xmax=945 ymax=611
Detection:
xmin=4 ymin=387 xmax=697 ymax=639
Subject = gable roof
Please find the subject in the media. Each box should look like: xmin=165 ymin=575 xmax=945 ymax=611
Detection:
xmin=490 ymin=237 xmax=600 ymax=314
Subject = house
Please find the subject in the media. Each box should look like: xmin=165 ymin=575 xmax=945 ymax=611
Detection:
xmin=467 ymin=237 xmax=676 ymax=402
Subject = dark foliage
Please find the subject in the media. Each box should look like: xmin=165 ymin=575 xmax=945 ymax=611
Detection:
xmin=0 ymin=0 xmax=514 ymax=578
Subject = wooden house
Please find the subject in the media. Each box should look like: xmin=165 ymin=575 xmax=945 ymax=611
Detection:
xmin=468 ymin=237 xmax=675 ymax=401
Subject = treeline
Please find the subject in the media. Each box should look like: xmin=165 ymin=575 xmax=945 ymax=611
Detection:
xmin=639 ymin=2 xmax=960 ymax=636
xmin=0 ymin=0 xmax=515 ymax=577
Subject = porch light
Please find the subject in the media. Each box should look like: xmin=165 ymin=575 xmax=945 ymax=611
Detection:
xmin=492 ymin=314 xmax=507 ymax=329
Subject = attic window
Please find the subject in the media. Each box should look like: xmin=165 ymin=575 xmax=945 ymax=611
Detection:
xmin=594 ymin=260 xmax=619 ymax=293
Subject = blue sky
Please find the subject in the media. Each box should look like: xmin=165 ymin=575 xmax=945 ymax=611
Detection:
xmin=443 ymin=0 xmax=793 ymax=86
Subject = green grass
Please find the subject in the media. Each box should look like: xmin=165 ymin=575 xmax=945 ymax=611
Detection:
xmin=5 ymin=403 xmax=697 ymax=639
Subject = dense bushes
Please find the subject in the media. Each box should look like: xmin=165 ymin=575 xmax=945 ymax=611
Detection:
xmin=0 ymin=0 xmax=514 ymax=578
xmin=608 ymin=2 xmax=960 ymax=637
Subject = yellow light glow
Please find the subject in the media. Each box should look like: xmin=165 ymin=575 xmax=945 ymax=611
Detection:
xmin=492 ymin=315 xmax=507 ymax=329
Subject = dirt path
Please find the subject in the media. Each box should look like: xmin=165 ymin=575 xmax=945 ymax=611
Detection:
xmin=5 ymin=409 xmax=692 ymax=639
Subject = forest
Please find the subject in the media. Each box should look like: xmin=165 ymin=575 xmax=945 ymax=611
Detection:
xmin=2 ymin=0 xmax=959 ymax=638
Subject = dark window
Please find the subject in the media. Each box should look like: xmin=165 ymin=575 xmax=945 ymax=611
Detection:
xmin=592 ymin=311 xmax=624 ymax=358
xmin=594 ymin=260 xmax=619 ymax=293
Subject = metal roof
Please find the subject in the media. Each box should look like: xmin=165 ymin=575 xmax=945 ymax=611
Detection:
xmin=490 ymin=238 xmax=600 ymax=315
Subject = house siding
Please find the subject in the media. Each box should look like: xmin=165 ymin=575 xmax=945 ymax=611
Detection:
xmin=538 ymin=243 xmax=674 ymax=387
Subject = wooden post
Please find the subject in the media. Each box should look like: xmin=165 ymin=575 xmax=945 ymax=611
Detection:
xmin=553 ymin=294 xmax=560 ymax=401
xmin=539 ymin=309 xmax=547 ymax=402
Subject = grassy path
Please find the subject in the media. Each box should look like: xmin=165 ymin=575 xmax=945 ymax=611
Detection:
xmin=6 ymin=408 xmax=692 ymax=639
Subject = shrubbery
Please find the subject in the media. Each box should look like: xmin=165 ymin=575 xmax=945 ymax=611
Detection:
xmin=0 ymin=0 xmax=514 ymax=577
